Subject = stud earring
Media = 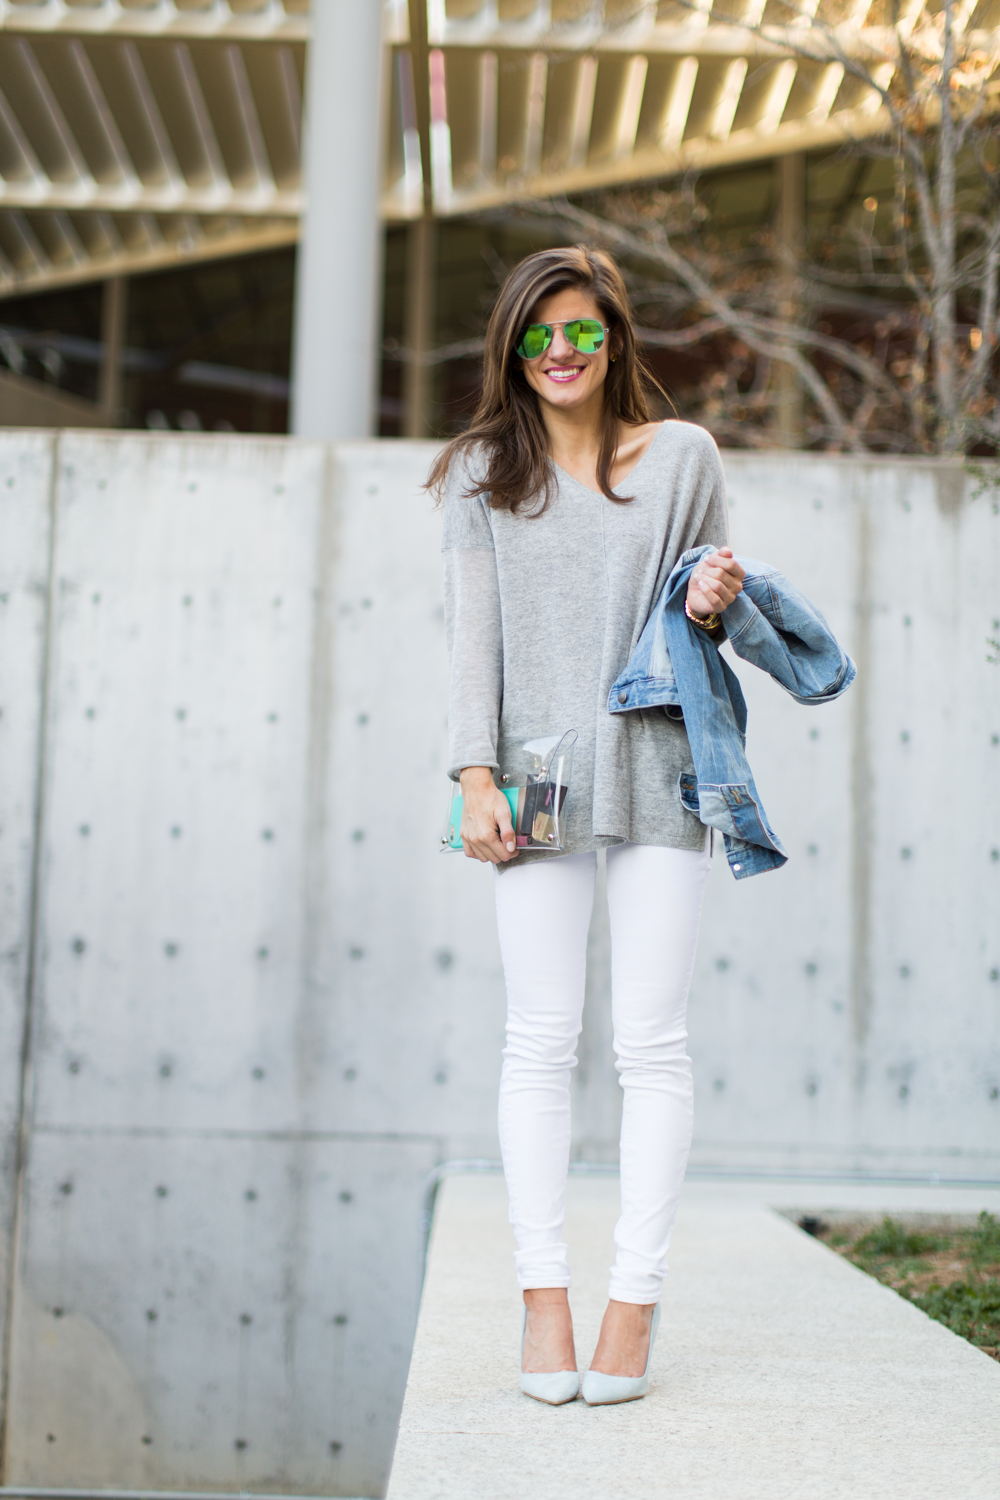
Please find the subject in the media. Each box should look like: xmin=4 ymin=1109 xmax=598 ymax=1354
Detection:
xmin=609 ymin=352 xmax=618 ymax=363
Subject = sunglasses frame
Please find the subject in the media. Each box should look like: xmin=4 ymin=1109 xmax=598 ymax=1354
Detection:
xmin=516 ymin=318 xmax=611 ymax=360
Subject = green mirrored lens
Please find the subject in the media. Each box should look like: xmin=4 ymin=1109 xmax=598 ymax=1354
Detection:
xmin=517 ymin=324 xmax=553 ymax=359
xmin=565 ymin=319 xmax=605 ymax=353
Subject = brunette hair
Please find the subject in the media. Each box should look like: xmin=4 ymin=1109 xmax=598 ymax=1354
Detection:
xmin=427 ymin=245 xmax=669 ymax=514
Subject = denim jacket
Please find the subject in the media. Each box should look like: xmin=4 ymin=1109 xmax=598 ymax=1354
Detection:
xmin=608 ymin=545 xmax=856 ymax=879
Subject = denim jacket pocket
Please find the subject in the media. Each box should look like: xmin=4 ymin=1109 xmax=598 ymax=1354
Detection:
xmin=678 ymin=771 xmax=700 ymax=815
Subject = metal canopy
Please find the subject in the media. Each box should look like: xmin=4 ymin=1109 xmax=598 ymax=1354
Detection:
xmin=0 ymin=0 xmax=996 ymax=299
xmin=0 ymin=0 xmax=306 ymax=298
xmin=385 ymin=0 xmax=902 ymax=220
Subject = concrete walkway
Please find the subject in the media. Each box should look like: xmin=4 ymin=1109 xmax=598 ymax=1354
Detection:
xmin=387 ymin=1172 xmax=1000 ymax=1500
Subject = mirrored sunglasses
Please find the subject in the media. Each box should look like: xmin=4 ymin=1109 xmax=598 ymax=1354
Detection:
xmin=516 ymin=319 xmax=609 ymax=360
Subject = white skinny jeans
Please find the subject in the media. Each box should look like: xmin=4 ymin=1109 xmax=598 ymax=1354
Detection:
xmin=494 ymin=840 xmax=709 ymax=1305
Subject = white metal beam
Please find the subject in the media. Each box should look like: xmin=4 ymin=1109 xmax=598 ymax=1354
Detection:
xmin=387 ymin=99 xmax=900 ymax=221
xmin=0 ymin=214 xmax=296 ymax=296
xmin=289 ymin=0 xmax=385 ymax=437
xmin=0 ymin=0 xmax=310 ymax=42
xmin=224 ymin=43 xmax=276 ymax=193
xmin=66 ymin=38 xmax=139 ymax=189
xmin=0 ymin=181 xmax=303 ymax=212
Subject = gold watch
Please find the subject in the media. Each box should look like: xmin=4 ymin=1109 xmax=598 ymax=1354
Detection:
xmin=685 ymin=600 xmax=721 ymax=631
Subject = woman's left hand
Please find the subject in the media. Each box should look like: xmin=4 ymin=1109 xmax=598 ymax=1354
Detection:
xmin=686 ymin=547 xmax=745 ymax=620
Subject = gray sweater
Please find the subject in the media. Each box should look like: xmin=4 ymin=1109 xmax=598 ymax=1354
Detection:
xmin=442 ymin=420 xmax=730 ymax=869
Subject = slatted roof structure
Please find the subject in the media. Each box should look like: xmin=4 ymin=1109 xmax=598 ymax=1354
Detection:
xmin=1 ymin=0 xmax=997 ymax=299
xmin=0 ymin=0 xmax=307 ymax=298
xmin=384 ymin=0 xmax=998 ymax=218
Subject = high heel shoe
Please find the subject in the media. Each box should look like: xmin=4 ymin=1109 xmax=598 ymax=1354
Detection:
xmin=519 ymin=1307 xmax=580 ymax=1405
xmin=581 ymin=1303 xmax=661 ymax=1406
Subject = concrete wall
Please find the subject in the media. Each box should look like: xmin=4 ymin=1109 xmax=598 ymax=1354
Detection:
xmin=574 ymin=455 xmax=1000 ymax=1177
xmin=687 ymin=457 xmax=1000 ymax=1175
xmin=0 ymin=433 xmax=996 ymax=1496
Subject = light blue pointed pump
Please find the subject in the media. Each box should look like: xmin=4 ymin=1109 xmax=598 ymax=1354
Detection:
xmin=519 ymin=1307 xmax=580 ymax=1405
xmin=581 ymin=1302 xmax=660 ymax=1406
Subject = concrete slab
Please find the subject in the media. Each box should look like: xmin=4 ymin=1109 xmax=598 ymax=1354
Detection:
xmin=387 ymin=1172 xmax=1000 ymax=1500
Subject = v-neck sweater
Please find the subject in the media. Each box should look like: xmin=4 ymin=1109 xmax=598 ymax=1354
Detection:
xmin=441 ymin=420 xmax=730 ymax=869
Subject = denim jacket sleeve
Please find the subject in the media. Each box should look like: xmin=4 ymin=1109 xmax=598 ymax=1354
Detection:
xmin=721 ymin=560 xmax=856 ymax=705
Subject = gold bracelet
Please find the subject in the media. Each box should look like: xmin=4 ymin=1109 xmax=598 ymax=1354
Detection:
xmin=685 ymin=599 xmax=721 ymax=631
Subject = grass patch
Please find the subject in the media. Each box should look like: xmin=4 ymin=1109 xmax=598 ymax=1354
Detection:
xmin=797 ymin=1211 xmax=1000 ymax=1360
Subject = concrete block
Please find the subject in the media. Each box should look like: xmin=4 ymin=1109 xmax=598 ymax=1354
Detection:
xmin=0 ymin=430 xmax=56 ymax=1372
xmin=6 ymin=1132 xmax=435 ymax=1497
xmin=34 ymin=433 xmax=327 ymax=1134
xmin=688 ymin=453 xmax=1000 ymax=1174
xmin=297 ymin=440 xmax=506 ymax=1152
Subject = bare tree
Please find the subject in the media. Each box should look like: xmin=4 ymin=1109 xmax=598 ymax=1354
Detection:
xmin=524 ymin=0 xmax=1000 ymax=454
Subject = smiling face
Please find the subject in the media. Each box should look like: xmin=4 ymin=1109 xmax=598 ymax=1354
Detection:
xmin=518 ymin=287 xmax=613 ymax=415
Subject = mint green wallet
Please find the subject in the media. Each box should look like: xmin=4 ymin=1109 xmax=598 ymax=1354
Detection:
xmin=444 ymin=786 xmax=520 ymax=851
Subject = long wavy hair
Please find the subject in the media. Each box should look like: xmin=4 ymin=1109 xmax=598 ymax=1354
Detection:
xmin=427 ymin=245 xmax=669 ymax=514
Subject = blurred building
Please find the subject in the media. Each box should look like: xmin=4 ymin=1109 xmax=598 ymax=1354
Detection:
xmin=0 ymin=0 xmax=985 ymax=436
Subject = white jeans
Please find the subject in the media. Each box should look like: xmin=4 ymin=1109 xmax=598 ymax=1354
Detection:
xmin=494 ymin=840 xmax=709 ymax=1305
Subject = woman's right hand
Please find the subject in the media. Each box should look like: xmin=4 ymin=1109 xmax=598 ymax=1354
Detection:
xmin=459 ymin=767 xmax=519 ymax=863
xmin=686 ymin=546 xmax=745 ymax=620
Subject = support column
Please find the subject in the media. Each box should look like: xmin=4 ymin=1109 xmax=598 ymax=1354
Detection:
xmin=402 ymin=0 xmax=436 ymax=439
xmin=98 ymin=276 xmax=127 ymax=427
xmin=290 ymin=0 xmax=386 ymax=439
xmin=775 ymin=151 xmax=805 ymax=448
xmin=403 ymin=216 xmax=436 ymax=439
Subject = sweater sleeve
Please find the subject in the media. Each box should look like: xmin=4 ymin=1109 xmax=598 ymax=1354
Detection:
xmin=687 ymin=426 xmax=731 ymax=551
xmin=442 ymin=456 xmax=503 ymax=780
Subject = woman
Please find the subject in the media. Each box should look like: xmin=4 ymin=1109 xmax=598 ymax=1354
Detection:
xmin=430 ymin=246 xmax=745 ymax=1406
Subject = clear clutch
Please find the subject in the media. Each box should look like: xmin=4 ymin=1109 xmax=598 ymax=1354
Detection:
xmin=441 ymin=731 xmax=578 ymax=853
